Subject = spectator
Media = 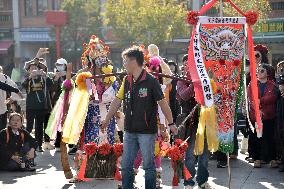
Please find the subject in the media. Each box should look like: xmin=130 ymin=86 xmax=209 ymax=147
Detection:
xmin=22 ymin=50 xmax=53 ymax=152
xmin=0 ymin=113 xmax=37 ymax=171
xmin=248 ymin=64 xmax=279 ymax=168
xmin=0 ymin=69 xmax=22 ymax=131
xmin=167 ymin=60 xmax=180 ymax=124
xmin=50 ymin=58 xmax=75 ymax=151
xmin=177 ymin=54 xmax=211 ymax=189
xmin=254 ymin=44 xmax=269 ymax=65
xmin=276 ymin=61 xmax=284 ymax=172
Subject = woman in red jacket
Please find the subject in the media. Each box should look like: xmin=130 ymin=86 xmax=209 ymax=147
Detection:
xmin=248 ymin=64 xmax=279 ymax=168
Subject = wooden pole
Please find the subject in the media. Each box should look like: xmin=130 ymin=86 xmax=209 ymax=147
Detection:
xmin=89 ymin=72 xmax=192 ymax=84
xmin=220 ymin=0 xmax=224 ymax=18
xmin=60 ymin=63 xmax=73 ymax=179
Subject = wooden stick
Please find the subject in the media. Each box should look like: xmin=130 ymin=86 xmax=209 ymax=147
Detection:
xmin=60 ymin=63 xmax=73 ymax=179
xmin=89 ymin=72 xmax=192 ymax=84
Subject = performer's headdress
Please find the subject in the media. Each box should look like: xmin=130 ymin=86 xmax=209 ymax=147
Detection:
xmin=81 ymin=35 xmax=110 ymax=69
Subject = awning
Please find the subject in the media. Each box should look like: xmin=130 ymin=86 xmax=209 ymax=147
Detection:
xmin=0 ymin=41 xmax=13 ymax=55
xmin=19 ymin=28 xmax=52 ymax=42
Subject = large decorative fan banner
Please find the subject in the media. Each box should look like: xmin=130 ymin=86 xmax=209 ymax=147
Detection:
xmin=189 ymin=16 xmax=246 ymax=153
xmin=187 ymin=0 xmax=263 ymax=154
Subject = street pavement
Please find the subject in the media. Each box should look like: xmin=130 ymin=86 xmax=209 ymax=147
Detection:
xmin=0 ymin=148 xmax=283 ymax=189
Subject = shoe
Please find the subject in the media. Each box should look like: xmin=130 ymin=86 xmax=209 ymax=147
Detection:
xmin=254 ymin=160 xmax=261 ymax=168
xmin=36 ymin=146 xmax=44 ymax=152
xmin=199 ymin=182 xmax=213 ymax=189
xmin=279 ymin=164 xmax=284 ymax=172
xmin=68 ymin=147 xmax=77 ymax=155
xmin=270 ymin=160 xmax=279 ymax=168
xmin=230 ymin=154 xmax=238 ymax=159
xmin=261 ymin=160 xmax=268 ymax=164
xmin=20 ymin=165 xmax=36 ymax=172
xmin=184 ymin=185 xmax=194 ymax=189
xmin=43 ymin=142 xmax=55 ymax=150
xmin=156 ymin=172 xmax=162 ymax=189
xmin=246 ymin=157 xmax=254 ymax=163
xmin=217 ymin=161 xmax=227 ymax=168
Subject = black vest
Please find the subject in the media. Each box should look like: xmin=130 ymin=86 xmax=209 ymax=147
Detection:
xmin=123 ymin=70 xmax=163 ymax=134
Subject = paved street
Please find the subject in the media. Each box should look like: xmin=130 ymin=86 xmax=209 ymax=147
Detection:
xmin=0 ymin=147 xmax=283 ymax=189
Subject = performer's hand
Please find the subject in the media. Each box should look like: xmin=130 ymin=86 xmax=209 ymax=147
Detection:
xmin=169 ymin=124 xmax=178 ymax=136
xmin=26 ymin=148 xmax=35 ymax=159
xmin=35 ymin=48 xmax=49 ymax=58
xmin=11 ymin=155 xmax=22 ymax=164
xmin=161 ymin=130 xmax=170 ymax=142
xmin=100 ymin=120 xmax=108 ymax=133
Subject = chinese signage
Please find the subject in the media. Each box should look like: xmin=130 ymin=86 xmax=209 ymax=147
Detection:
xmin=259 ymin=20 xmax=284 ymax=33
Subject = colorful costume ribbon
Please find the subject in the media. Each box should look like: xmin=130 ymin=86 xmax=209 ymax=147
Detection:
xmin=187 ymin=0 xmax=262 ymax=153
xmin=62 ymin=72 xmax=92 ymax=144
xmin=45 ymin=79 xmax=74 ymax=139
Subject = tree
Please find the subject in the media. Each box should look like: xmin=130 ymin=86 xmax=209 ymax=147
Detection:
xmin=103 ymin=0 xmax=188 ymax=46
xmin=215 ymin=0 xmax=271 ymax=30
xmin=52 ymin=0 xmax=101 ymax=67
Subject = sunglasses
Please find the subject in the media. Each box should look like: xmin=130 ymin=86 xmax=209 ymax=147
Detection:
xmin=258 ymin=69 xmax=266 ymax=73
xmin=255 ymin=53 xmax=261 ymax=58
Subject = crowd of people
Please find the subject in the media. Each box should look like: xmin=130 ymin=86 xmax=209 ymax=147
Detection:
xmin=0 ymin=43 xmax=283 ymax=189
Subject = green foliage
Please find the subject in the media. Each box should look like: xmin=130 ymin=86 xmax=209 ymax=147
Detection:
xmin=220 ymin=0 xmax=271 ymax=31
xmin=103 ymin=0 xmax=189 ymax=46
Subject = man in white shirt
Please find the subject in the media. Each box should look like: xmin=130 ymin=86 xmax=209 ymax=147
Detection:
xmin=0 ymin=67 xmax=22 ymax=131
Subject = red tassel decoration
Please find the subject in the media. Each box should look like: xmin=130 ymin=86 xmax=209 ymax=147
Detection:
xmin=77 ymin=155 xmax=90 ymax=181
xmin=172 ymin=172 xmax=179 ymax=186
xmin=114 ymin=166 xmax=122 ymax=181
xmin=183 ymin=165 xmax=191 ymax=180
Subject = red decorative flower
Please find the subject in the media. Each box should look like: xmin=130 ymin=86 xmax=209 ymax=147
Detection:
xmin=85 ymin=142 xmax=97 ymax=156
xmin=219 ymin=59 xmax=225 ymax=65
xmin=83 ymin=43 xmax=87 ymax=47
xmin=187 ymin=11 xmax=199 ymax=25
xmin=179 ymin=142 xmax=189 ymax=155
xmin=233 ymin=59 xmax=241 ymax=66
xmin=167 ymin=145 xmax=182 ymax=161
xmin=174 ymin=139 xmax=183 ymax=146
xmin=98 ymin=143 xmax=112 ymax=156
xmin=91 ymin=35 xmax=97 ymax=39
xmin=245 ymin=11 xmax=258 ymax=25
xmin=113 ymin=143 xmax=123 ymax=157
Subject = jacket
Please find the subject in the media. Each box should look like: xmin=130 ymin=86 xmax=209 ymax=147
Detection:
xmin=0 ymin=127 xmax=37 ymax=168
xmin=248 ymin=80 xmax=278 ymax=122
xmin=122 ymin=70 xmax=164 ymax=134
xmin=22 ymin=76 xmax=53 ymax=111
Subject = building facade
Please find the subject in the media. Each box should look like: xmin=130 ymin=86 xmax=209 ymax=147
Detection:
xmin=0 ymin=0 xmax=14 ymax=76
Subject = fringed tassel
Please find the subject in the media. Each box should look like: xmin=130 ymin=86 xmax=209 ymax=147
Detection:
xmin=77 ymin=155 xmax=90 ymax=181
xmin=172 ymin=172 xmax=179 ymax=186
xmin=114 ymin=159 xmax=122 ymax=181
xmin=194 ymin=106 xmax=219 ymax=155
xmin=183 ymin=165 xmax=191 ymax=180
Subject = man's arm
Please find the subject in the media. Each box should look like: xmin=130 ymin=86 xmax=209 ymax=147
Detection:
xmin=158 ymin=99 xmax=178 ymax=135
xmin=105 ymin=97 xmax=122 ymax=123
xmin=0 ymin=81 xmax=19 ymax=93
xmin=158 ymin=99 xmax=174 ymax=125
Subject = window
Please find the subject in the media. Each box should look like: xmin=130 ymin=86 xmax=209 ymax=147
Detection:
xmin=0 ymin=15 xmax=11 ymax=22
xmin=0 ymin=0 xmax=4 ymax=9
xmin=271 ymin=2 xmax=284 ymax=10
xmin=25 ymin=0 xmax=33 ymax=16
xmin=37 ymin=0 xmax=48 ymax=16
xmin=52 ymin=0 xmax=61 ymax=10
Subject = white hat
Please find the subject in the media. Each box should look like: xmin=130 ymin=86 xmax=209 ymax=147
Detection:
xmin=56 ymin=58 xmax=67 ymax=65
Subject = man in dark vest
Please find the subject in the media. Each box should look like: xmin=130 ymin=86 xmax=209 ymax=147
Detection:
xmin=102 ymin=46 xmax=178 ymax=189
